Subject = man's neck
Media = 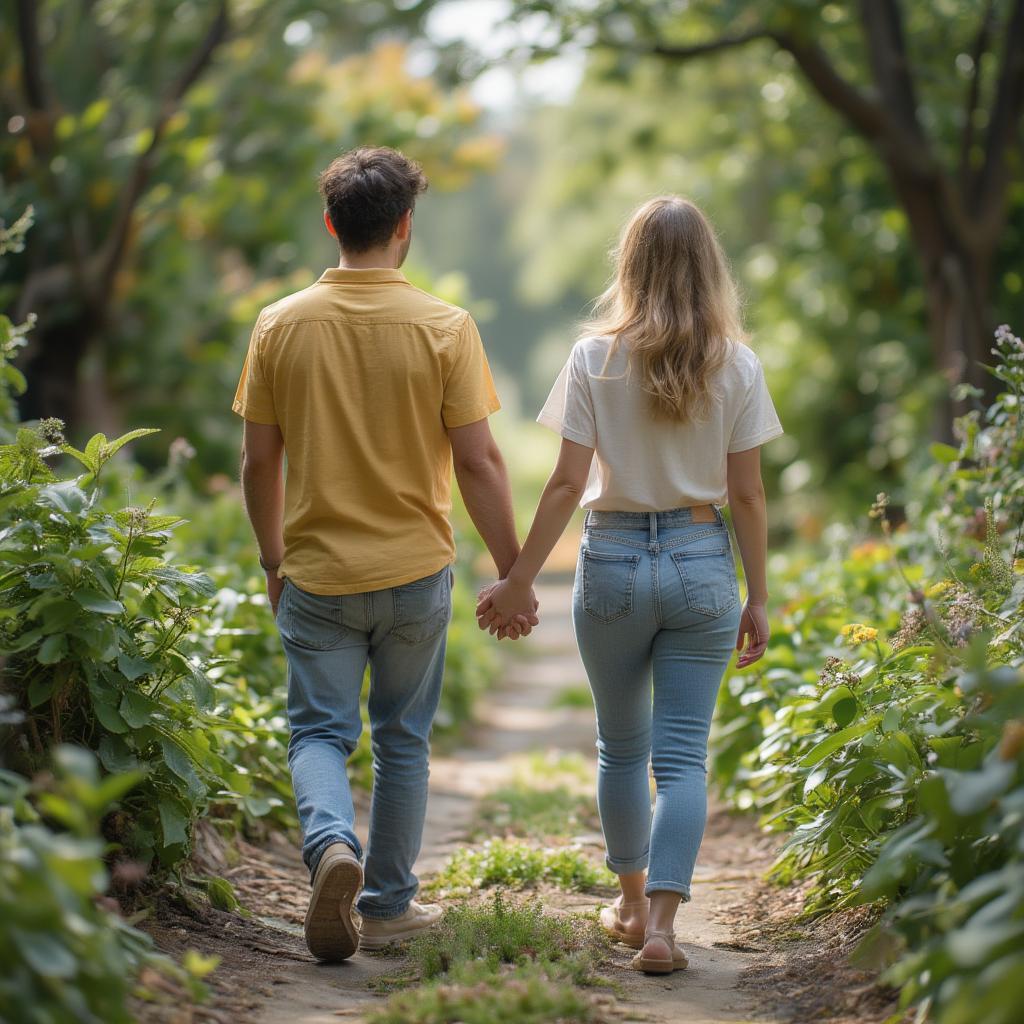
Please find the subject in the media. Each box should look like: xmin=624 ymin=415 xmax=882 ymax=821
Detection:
xmin=337 ymin=246 xmax=401 ymax=270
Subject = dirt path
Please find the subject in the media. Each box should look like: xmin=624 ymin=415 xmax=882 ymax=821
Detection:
xmin=220 ymin=581 xmax=780 ymax=1024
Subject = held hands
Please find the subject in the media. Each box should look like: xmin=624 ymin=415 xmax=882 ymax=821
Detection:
xmin=476 ymin=578 xmax=540 ymax=641
xmin=736 ymin=600 xmax=770 ymax=668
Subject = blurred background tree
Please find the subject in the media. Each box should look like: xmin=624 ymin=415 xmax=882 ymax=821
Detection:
xmin=1 ymin=0 xmax=499 ymax=470
xmin=2 ymin=0 xmax=1022 ymax=526
xmin=501 ymin=0 xmax=1024 ymax=414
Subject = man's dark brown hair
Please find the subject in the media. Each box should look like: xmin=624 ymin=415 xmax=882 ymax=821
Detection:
xmin=318 ymin=147 xmax=428 ymax=253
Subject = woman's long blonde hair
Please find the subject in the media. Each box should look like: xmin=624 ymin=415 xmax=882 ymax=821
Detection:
xmin=584 ymin=196 xmax=743 ymax=423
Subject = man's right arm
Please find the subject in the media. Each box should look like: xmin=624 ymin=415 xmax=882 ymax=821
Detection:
xmin=449 ymin=418 xmax=521 ymax=580
xmin=449 ymin=418 xmax=538 ymax=635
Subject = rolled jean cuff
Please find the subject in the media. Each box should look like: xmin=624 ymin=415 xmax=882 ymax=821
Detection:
xmin=356 ymin=899 xmax=412 ymax=921
xmin=644 ymin=880 xmax=692 ymax=902
xmin=606 ymin=851 xmax=650 ymax=874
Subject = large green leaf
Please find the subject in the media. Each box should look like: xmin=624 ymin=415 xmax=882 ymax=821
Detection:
xmin=119 ymin=690 xmax=160 ymax=729
xmin=158 ymin=797 xmax=190 ymax=847
xmin=72 ymin=589 xmax=124 ymax=615
xmin=799 ymin=719 xmax=878 ymax=768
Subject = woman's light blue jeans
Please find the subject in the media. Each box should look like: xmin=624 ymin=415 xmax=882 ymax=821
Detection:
xmin=276 ymin=565 xmax=452 ymax=920
xmin=572 ymin=507 xmax=741 ymax=901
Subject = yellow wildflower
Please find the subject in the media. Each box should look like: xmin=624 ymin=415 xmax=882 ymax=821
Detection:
xmin=925 ymin=580 xmax=953 ymax=598
xmin=840 ymin=623 xmax=879 ymax=645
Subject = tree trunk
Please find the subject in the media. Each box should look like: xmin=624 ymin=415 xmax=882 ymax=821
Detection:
xmin=18 ymin=318 xmax=96 ymax=430
xmin=887 ymin=169 xmax=997 ymax=436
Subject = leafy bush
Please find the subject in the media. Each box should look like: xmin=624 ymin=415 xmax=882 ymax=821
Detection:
xmin=0 ymin=421 xmax=250 ymax=865
xmin=712 ymin=326 xmax=1024 ymax=1024
xmin=0 ymin=746 xmax=199 ymax=1024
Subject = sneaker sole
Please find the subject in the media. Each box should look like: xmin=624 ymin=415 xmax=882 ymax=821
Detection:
xmin=304 ymin=849 xmax=362 ymax=962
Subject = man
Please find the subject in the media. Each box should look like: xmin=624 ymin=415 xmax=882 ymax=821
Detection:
xmin=233 ymin=146 xmax=535 ymax=962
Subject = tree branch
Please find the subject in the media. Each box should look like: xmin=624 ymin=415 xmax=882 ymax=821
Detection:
xmin=769 ymin=28 xmax=887 ymax=142
xmin=97 ymin=0 xmax=230 ymax=298
xmin=620 ymin=24 xmax=891 ymax=152
xmin=643 ymin=29 xmax=773 ymax=61
xmin=974 ymin=0 xmax=1024 ymax=236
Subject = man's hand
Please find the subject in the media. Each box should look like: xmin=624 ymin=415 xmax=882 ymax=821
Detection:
xmin=266 ymin=570 xmax=285 ymax=616
xmin=736 ymin=600 xmax=769 ymax=668
xmin=476 ymin=579 xmax=540 ymax=640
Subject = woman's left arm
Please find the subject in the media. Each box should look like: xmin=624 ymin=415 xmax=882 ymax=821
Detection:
xmin=478 ymin=438 xmax=594 ymax=633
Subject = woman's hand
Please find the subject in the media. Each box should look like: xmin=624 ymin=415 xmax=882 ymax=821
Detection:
xmin=477 ymin=579 xmax=540 ymax=640
xmin=736 ymin=600 xmax=769 ymax=667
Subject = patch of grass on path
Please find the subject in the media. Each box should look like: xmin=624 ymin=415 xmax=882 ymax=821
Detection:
xmin=368 ymin=894 xmax=618 ymax=1024
xmin=523 ymin=750 xmax=592 ymax=785
xmin=550 ymin=684 xmax=594 ymax=709
xmin=410 ymin=892 xmax=608 ymax=984
xmin=426 ymin=839 xmax=616 ymax=895
xmin=368 ymin=960 xmax=618 ymax=1024
xmin=473 ymin=781 xmax=599 ymax=841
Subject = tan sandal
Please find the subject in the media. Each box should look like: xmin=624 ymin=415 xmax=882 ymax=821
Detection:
xmin=629 ymin=927 xmax=689 ymax=974
xmin=599 ymin=897 xmax=648 ymax=949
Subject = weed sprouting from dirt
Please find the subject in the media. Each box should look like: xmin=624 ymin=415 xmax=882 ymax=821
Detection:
xmin=472 ymin=781 xmax=599 ymax=840
xmin=427 ymin=839 xmax=615 ymax=895
xmin=367 ymin=893 xmax=618 ymax=1024
xmin=367 ymin=959 xmax=618 ymax=1024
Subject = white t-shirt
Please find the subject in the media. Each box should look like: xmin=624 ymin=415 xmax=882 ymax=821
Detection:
xmin=537 ymin=336 xmax=783 ymax=511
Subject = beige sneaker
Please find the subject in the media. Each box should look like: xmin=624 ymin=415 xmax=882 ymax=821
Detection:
xmin=358 ymin=900 xmax=443 ymax=950
xmin=304 ymin=842 xmax=362 ymax=962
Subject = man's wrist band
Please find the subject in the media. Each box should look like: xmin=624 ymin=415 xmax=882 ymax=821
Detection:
xmin=259 ymin=554 xmax=280 ymax=571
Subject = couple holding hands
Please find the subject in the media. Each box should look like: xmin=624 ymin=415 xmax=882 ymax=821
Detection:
xmin=234 ymin=146 xmax=782 ymax=973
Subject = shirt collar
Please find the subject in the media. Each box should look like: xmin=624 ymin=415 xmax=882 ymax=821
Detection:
xmin=317 ymin=267 xmax=409 ymax=285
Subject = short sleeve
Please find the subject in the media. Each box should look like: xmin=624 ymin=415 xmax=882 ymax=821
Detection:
xmin=536 ymin=344 xmax=597 ymax=448
xmin=728 ymin=360 xmax=783 ymax=453
xmin=442 ymin=314 xmax=501 ymax=428
xmin=232 ymin=313 xmax=278 ymax=425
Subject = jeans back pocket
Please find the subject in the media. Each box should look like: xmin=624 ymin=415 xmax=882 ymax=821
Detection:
xmin=671 ymin=537 xmax=738 ymax=618
xmin=392 ymin=566 xmax=452 ymax=644
xmin=277 ymin=580 xmax=347 ymax=650
xmin=580 ymin=548 xmax=641 ymax=623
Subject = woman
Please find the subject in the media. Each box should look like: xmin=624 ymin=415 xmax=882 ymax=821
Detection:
xmin=477 ymin=196 xmax=782 ymax=974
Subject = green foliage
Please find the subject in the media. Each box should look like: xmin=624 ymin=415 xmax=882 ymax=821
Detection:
xmin=0 ymin=419 xmax=242 ymax=865
xmin=429 ymin=839 xmax=615 ymax=895
xmin=0 ymin=205 xmax=34 ymax=437
xmin=0 ymin=747 xmax=184 ymax=1024
xmin=711 ymin=329 xmax=1024 ymax=1023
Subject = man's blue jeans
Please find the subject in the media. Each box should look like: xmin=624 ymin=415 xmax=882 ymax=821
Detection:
xmin=572 ymin=508 xmax=741 ymax=902
xmin=276 ymin=565 xmax=452 ymax=921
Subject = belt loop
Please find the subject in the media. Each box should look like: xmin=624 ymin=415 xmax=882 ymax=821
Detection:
xmin=649 ymin=511 xmax=658 ymax=545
